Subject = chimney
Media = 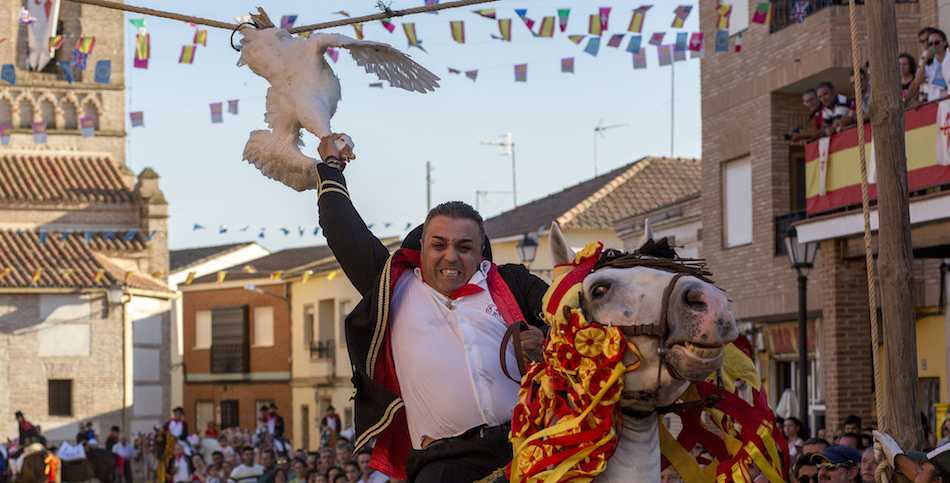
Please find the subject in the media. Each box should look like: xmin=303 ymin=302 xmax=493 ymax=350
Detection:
xmin=135 ymin=167 xmax=169 ymax=280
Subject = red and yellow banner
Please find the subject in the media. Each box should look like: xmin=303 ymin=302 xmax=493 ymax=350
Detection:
xmin=805 ymin=101 xmax=950 ymax=214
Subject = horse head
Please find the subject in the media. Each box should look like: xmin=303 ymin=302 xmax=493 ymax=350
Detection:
xmin=549 ymin=222 xmax=738 ymax=412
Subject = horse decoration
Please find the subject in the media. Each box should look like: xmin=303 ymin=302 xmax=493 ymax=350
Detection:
xmin=16 ymin=445 xmax=115 ymax=483
xmin=504 ymin=223 xmax=788 ymax=482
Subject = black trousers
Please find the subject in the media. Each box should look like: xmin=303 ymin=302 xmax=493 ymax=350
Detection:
xmin=406 ymin=423 xmax=511 ymax=483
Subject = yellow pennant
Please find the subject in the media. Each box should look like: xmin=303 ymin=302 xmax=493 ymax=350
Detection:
xmin=270 ymin=270 xmax=283 ymax=280
xmin=184 ymin=271 xmax=196 ymax=285
xmin=301 ymin=270 xmax=313 ymax=283
xmin=327 ymin=270 xmax=338 ymax=281
xmin=0 ymin=267 xmax=10 ymax=279
xmin=94 ymin=268 xmax=106 ymax=282
xmin=125 ymin=271 xmax=133 ymax=282
xmin=32 ymin=268 xmax=43 ymax=283
xmin=216 ymin=271 xmax=226 ymax=284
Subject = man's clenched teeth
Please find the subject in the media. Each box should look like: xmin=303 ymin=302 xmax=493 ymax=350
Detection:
xmin=440 ymin=269 xmax=460 ymax=277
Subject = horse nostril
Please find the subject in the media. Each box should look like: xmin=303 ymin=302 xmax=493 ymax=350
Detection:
xmin=683 ymin=287 xmax=707 ymax=311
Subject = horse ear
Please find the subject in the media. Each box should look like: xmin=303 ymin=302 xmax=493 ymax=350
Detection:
xmin=637 ymin=218 xmax=655 ymax=250
xmin=550 ymin=222 xmax=574 ymax=266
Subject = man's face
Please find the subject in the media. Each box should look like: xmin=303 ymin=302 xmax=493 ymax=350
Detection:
xmin=336 ymin=447 xmax=351 ymax=465
xmin=797 ymin=464 xmax=818 ymax=483
xmin=804 ymin=91 xmax=820 ymax=112
xmin=818 ymin=86 xmax=836 ymax=108
xmin=318 ymin=450 xmax=333 ymax=470
xmin=344 ymin=464 xmax=360 ymax=482
xmin=212 ymin=453 xmax=224 ymax=468
xmin=860 ymin=451 xmax=876 ymax=483
xmin=915 ymin=462 xmax=943 ymax=483
xmin=804 ymin=442 xmax=829 ymax=455
xmin=292 ymin=461 xmax=306 ymax=478
xmin=922 ymin=31 xmax=932 ymax=48
xmin=818 ymin=462 xmax=858 ymax=483
xmin=261 ymin=451 xmax=275 ymax=469
xmin=839 ymin=435 xmax=860 ymax=449
xmin=243 ymin=449 xmax=256 ymax=467
xmin=784 ymin=420 xmax=801 ymax=439
xmin=357 ymin=454 xmax=372 ymax=475
xmin=929 ymin=33 xmax=947 ymax=54
xmin=174 ymin=411 xmax=183 ymax=420
xmin=420 ymin=215 xmax=483 ymax=297
xmin=844 ymin=423 xmax=860 ymax=435
xmin=269 ymin=407 xmax=277 ymax=416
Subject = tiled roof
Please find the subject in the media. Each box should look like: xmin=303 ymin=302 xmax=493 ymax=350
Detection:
xmin=484 ymin=157 xmax=700 ymax=238
xmin=0 ymin=153 xmax=133 ymax=204
xmin=170 ymin=242 xmax=259 ymax=272
xmin=0 ymin=230 xmax=167 ymax=291
xmin=191 ymin=245 xmax=337 ymax=284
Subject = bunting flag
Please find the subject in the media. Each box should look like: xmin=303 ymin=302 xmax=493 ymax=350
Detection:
xmin=270 ymin=270 xmax=284 ymax=280
xmin=514 ymin=9 xmax=535 ymax=32
xmin=77 ymin=35 xmax=95 ymax=54
xmin=216 ymin=271 xmax=227 ymax=284
xmin=129 ymin=18 xmax=146 ymax=32
xmin=228 ymin=100 xmax=239 ymax=114
xmin=299 ymin=31 xmax=312 ymax=39
xmin=151 ymin=270 xmax=165 ymax=278
xmin=674 ymin=32 xmax=689 ymax=52
xmin=94 ymin=60 xmax=111 ymax=84
xmin=124 ymin=271 xmax=133 ymax=283
xmin=0 ymin=125 xmax=11 ymax=146
xmin=219 ymin=225 xmax=227 ymax=234
xmin=33 ymin=122 xmax=47 ymax=144
xmin=473 ymin=8 xmax=496 ymax=19
xmin=558 ymin=8 xmax=570 ymax=31
xmin=23 ymin=0 xmax=58 ymax=69
xmin=599 ymin=7 xmax=611 ymax=30
xmin=184 ymin=271 xmax=196 ymax=285
xmin=514 ymin=63 xmax=527 ymax=82
xmin=649 ymin=32 xmax=665 ymax=45
xmin=464 ymin=70 xmax=478 ymax=81
xmin=735 ymin=31 xmax=743 ymax=52
xmin=71 ymin=49 xmax=87 ymax=70
xmin=210 ymin=103 xmax=223 ymax=123
xmin=715 ymin=29 xmax=729 ymax=51
xmin=626 ymin=35 xmax=642 ymax=53
xmin=326 ymin=47 xmax=339 ymax=63
xmin=19 ymin=8 xmax=35 ymax=24
xmin=584 ymin=37 xmax=601 ymax=56
xmin=633 ymin=48 xmax=647 ymax=68
xmin=629 ymin=5 xmax=652 ymax=33
xmin=672 ymin=5 xmax=692 ymax=28
xmin=716 ymin=4 xmax=732 ymax=30
xmin=301 ymin=270 xmax=313 ymax=284
xmin=2 ymin=64 xmax=16 ymax=85
xmin=561 ymin=57 xmax=574 ymax=73
xmin=104 ymin=231 xmax=115 ymax=240
xmin=791 ymin=1 xmax=809 ymax=23
xmin=0 ymin=267 xmax=9 ymax=279
xmin=658 ymin=44 xmax=673 ymax=65
xmin=588 ymin=14 xmax=602 ymax=36
xmin=130 ymin=111 xmax=144 ymax=127
xmin=84 ymin=231 xmax=93 ymax=244
xmin=333 ymin=10 xmax=350 ymax=17
xmin=327 ymin=270 xmax=338 ymax=281
xmin=498 ymin=18 xmax=512 ymax=41
xmin=94 ymin=268 xmax=106 ymax=282
xmin=752 ymin=2 xmax=773 ymax=25
xmin=49 ymin=35 xmax=64 ymax=51
xmin=380 ymin=18 xmax=396 ymax=33
xmin=32 ymin=268 xmax=43 ymax=284
xmin=537 ymin=17 xmax=555 ymax=37
xmin=403 ymin=23 xmax=425 ymax=50
xmin=568 ymin=34 xmax=586 ymax=44
xmin=80 ymin=116 xmax=95 ymax=138
xmin=280 ymin=15 xmax=297 ymax=29
xmin=424 ymin=0 xmax=439 ymax=12
xmin=353 ymin=23 xmax=364 ymax=39
xmin=448 ymin=67 xmax=461 ymax=74
xmin=39 ymin=232 xmax=49 ymax=245
xmin=134 ymin=33 xmax=149 ymax=69
xmin=450 ymin=21 xmax=465 ymax=43
xmin=607 ymin=33 xmax=624 ymax=48
xmin=242 ymin=265 xmax=257 ymax=273
xmin=58 ymin=62 xmax=73 ymax=83
xmin=193 ymin=29 xmax=208 ymax=46
xmin=147 ymin=230 xmax=157 ymax=241
xmin=689 ymin=32 xmax=704 ymax=51
xmin=691 ymin=34 xmax=706 ymax=58
xmin=369 ymin=82 xmax=383 ymax=88
xmin=179 ymin=45 xmax=195 ymax=64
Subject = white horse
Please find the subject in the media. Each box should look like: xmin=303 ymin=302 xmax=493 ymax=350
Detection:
xmin=508 ymin=223 xmax=740 ymax=483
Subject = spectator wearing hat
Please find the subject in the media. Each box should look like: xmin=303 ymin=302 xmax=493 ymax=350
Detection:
xmin=809 ymin=444 xmax=863 ymax=483
xmin=794 ymin=454 xmax=818 ymax=483
xmin=15 ymin=411 xmax=42 ymax=446
xmin=166 ymin=407 xmax=189 ymax=442
xmin=875 ymin=430 xmax=950 ymax=482
xmin=106 ymin=426 xmax=121 ymax=451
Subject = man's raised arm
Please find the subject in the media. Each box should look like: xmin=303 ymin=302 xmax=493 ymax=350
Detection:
xmin=315 ymin=134 xmax=391 ymax=295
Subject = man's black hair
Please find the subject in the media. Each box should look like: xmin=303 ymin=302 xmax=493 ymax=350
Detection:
xmin=803 ymin=437 xmax=829 ymax=449
xmin=933 ymin=29 xmax=948 ymax=42
xmin=843 ymin=415 xmax=862 ymax=428
xmin=803 ymin=88 xmax=817 ymax=97
xmin=920 ymin=27 xmax=937 ymax=38
xmin=817 ymin=81 xmax=835 ymax=92
xmin=423 ymin=201 xmax=486 ymax=241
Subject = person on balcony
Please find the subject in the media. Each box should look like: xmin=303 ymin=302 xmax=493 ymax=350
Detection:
xmin=907 ymin=29 xmax=950 ymax=104
xmin=787 ymin=88 xmax=824 ymax=142
xmin=901 ymin=53 xmax=919 ymax=106
xmin=817 ymin=81 xmax=854 ymax=136
xmin=836 ymin=69 xmax=872 ymax=131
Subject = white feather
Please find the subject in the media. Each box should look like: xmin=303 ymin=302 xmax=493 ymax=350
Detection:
xmin=237 ymin=27 xmax=440 ymax=191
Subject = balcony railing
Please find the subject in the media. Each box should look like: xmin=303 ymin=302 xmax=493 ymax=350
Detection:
xmin=770 ymin=0 xmax=916 ymax=33
xmin=310 ymin=339 xmax=335 ymax=360
xmin=803 ymin=100 xmax=950 ymax=216
xmin=774 ymin=210 xmax=806 ymax=255
xmin=211 ymin=343 xmax=248 ymax=374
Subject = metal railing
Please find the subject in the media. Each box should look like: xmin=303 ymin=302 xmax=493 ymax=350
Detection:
xmin=210 ymin=343 xmax=248 ymax=374
xmin=310 ymin=339 xmax=335 ymax=359
xmin=769 ymin=0 xmax=916 ymax=33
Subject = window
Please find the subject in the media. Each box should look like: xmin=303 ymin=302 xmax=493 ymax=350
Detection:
xmin=722 ymin=156 xmax=753 ymax=247
xmin=49 ymin=380 xmax=72 ymax=416
xmin=220 ymin=400 xmax=240 ymax=429
xmin=195 ymin=310 xmax=211 ymax=349
xmin=195 ymin=400 xmax=214 ymax=435
xmin=303 ymin=305 xmax=315 ymax=350
xmin=210 ymin=306 xmax=249 ymax=374
xmin=338 ymin=300 xmax=352 ymax=348
xmin=253 ymin=306 xmax=274 ymax=347
xmin=318 ymin=299 xmax=335 ymax=344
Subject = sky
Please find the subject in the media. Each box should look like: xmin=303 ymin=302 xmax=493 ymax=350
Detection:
xmin=121 ymin=0 xmax=702 ymax=253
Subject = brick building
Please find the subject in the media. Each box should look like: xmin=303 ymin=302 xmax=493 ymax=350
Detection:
xmin=699 ymin=0 xmax=950 ymax=433
xmin=0 ymin=0 xmax=174 ymax=441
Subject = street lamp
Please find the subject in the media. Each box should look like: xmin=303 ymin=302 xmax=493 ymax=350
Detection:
xmin=517 ymin=233 xmax=539 ymax=265
xmin=106 ymin=280 xmax=128 ymax=306
xmin=783 ymin=226 xmax=820 ymax=437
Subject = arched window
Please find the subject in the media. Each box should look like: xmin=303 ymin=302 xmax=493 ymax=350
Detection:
xmin=82 ymin=103 xmax=98 ymax=130
xmin=0 ymin=99 xmax=11 ymax=126
xmin=40 ymin=100 xmax=56 ymax=129
xmin=62 ymin=101 xmax=77 ymax=130
xmin=18 ymin=99 xmax=34 ymax=128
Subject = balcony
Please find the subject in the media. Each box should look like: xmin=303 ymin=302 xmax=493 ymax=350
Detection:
xmin=769 ymin=0 xmax=917 ymax=33
xmin=794 ymin=101 xmax=950 ymax=245
xmin=307 ymin=339 xmax=337 ymax=384
xmin=310 ymin=339 xmax=335 ymax=360
xmin=211 ymin=343 xmax=248 ymax=374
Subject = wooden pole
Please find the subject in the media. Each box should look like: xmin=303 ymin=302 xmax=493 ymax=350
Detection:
xmin=866 ymin=0 xmax=924 ymax=450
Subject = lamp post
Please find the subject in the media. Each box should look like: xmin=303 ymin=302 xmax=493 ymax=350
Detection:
xmin=517 ymin=233 xmax=539 ymax=266
xmin=783 ymin=226 xmax=820 ymax=437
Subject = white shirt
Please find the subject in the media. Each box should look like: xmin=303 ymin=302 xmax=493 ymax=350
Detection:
xmin=390 ymin=260 xmax=522 ymax=449
xmin=168 ymin=419 xmax=185 ymax=438
xmin=358 ymin=471 xmax=390 ymax=483
xmin=112 ymin=442 xmax=134 ymax=459
xmin=923 ymin=52 xmax=950 ymax=101
xmin=172 ymin=455 xmax=191 ymax=482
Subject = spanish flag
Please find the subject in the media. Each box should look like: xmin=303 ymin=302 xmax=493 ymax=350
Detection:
xmin=193 ymin=30 xmax=207 ymax=46
xmin=32 ymin=268 xmax=43 ymax=284
xmin=77 ymin=35 xmax=95 ymax=54
xmin=242 ymin=265 xmax=257 ymax=274
xmin=179 ymin=45 xmax=195 ymax=64
xmin=628 ymin=6 xmax=651 ymax=33
xmin=716 ymin=4 xmax=732 ymax=30
xmin=0 ymin=267 xmax=10 ymax=279
xmin=94 ymin=268 xmax=106 ymax=283
xmin=301 ymin=270 xmax=313 ymax=284
xmin=403 ymin=23 xmax=422 ymax=48
xmin=352 ymin=23 xmax=364 ymax=39
xmin=588 ymin=14 xmax=602 ymax=36
xmin=270 ymin=270 xmax=283 ymax=280
xmin=125 ymin=271 xmax=133 ymax=283
xmin=216 ymin=271 xmax=226 ymax=284
xmin=184 ymin=271 xmax=196 ymax=285
xmin=450 ymin=21 xmax=465 ymax=43
xmin=498 ymin=18 xmax=512 ymax=41
xmin=537 ymin=17 xmax=555 ymax=38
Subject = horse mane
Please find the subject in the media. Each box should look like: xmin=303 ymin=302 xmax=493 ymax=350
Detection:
xmin=592 ymin=236 xmax=717 ymax=287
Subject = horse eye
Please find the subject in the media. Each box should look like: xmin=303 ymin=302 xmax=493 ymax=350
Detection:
xmin=591 ymin=284 xmax=609 ymax=299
